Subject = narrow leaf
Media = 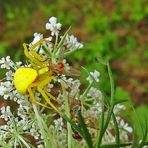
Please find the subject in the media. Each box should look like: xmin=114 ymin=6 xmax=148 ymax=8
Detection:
xmin=78 ymin=110 xmax=93 ymax=148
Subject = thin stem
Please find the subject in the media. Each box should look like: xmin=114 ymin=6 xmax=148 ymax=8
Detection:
xmin=61 ymin=81 xmax=72 ymax=148
xmin=96 ymin=104 xmax=105 ymax=147
xmin=112 ymin=113 xmax=120 ymax=144
xmin=80 ymin=82 xmax=93 ymax=113
xmin=54 ymin=34 xmax=59 ymax=50
xmin=17 ymin=135 xmax=30 ymax=148
xmin=100 ymin=142 xmax=132 ymax=148
xmin=107 ymin=62 xmax=114 ymax=103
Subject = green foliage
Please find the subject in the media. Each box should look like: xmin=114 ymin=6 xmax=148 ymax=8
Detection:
xmin=131 ymin=106 xmax=148 ymax=141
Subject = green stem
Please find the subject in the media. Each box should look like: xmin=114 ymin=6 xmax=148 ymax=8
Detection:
xmin=100 ymin=142 xmax=132 ymax=148
xmin=97 ymin=62 xmax=116 ymax=146
xmin=61 ymin=81 xmax=72 ymax=148
xmin=17 ymin=135 xmax=30 ymax=148
xmin=54 ymin=34 xmax=59 ymax=50
xmin=80 ymin=82 xmax=93 ymax=113
xmin=107 ymin=62 xmax=114 ymax=102
xmin=112 ymin=113 xmax=120 ymax=144
xmin=96 ymin=104 xmax=105 ymax=147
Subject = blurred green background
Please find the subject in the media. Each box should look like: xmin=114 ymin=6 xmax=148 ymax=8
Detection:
xmin=0 ymin=0 xmax=148 ymax=139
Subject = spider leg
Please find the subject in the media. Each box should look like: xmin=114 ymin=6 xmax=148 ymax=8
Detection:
xmin=35 ymin=75 xmax=60 ymax=113
xmin=28 ymin=74 xmax=60 ymax=113
xmin=29 ymin=38 xmax=52 ymax=63
xmin=29 ymin=39 xmax=47 ymax=62
xmin=27 ymin=87 xmax=51 ymax=109
xmin=44 ymin=88 xmax=59 ymax=103
xmin=37 ymin=86 xmax=59 ymax=113
xmin=23 ymin=43 xmax=47 ymax=67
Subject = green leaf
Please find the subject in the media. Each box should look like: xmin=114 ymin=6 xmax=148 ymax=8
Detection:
xmin=131 ymin=106 xmax=148 ymax=141
xmin=138 ymin=117 xmax=148 ymax=148
xmin=63 ymin=115 xmax=83 ymax=136
xmin=112 ymin=113 xmax=120 ymax=144
xmin=131 ymin=127 xmax=138 ymax=148
xmin=78 ymin=110 xmax=93 ymax=148
xmin=114 ymin=99 xmax=128 ymax=105
xmin=100 ymin=143 xmax=132 ymax=148
xmin=54 ymin=26 xmax=71 ymax=55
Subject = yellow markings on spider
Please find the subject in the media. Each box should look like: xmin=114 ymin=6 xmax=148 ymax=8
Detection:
xmin=14 ymin=39 xmax=60 ymax=113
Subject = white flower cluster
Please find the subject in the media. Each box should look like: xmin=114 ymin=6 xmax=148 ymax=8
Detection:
xmin=54 ymin=117 xmax=64 ymax=131
xmin=0 ymin=56 xmax=22 ymax=70
xmin=64 ymin=35 xmax=83 ymax=51
xmin=86 ymin=70 xmax=100 ymax=83
xmin=46 ymin=16 xmax=62 ymax=36
xmin=0 ymin=105 xmax=41 ymax=146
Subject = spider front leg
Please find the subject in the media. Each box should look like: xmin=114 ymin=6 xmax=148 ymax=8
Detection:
xmin=27 ymin=87 xmax=51 ymax=109
xmin=23 ymin=43 xmax=47 ymax=67
xmin=29 ymin=39 xmax=48 ymax=62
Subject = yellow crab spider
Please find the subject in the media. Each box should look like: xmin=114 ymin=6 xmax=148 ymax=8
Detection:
xmin=14 ymin=39 xmax=60 ymax=113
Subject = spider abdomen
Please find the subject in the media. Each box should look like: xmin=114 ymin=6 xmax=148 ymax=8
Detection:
xmin=14 ymin=68 xmax=38 ymax=94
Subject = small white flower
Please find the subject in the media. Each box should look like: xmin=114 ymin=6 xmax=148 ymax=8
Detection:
xmin=114 ymin=104 xmax=126 ymax=114
xmin=86 ymin=70 xmax=100 ymax=83
xmin=30 ymin=128 xmax=40 ymax=139
xmin=31 ymin=32 xmax=43 ymax=45
xmin=0 ymin=106 xmax=11 ymax=121
xmin=87 ymin=87 xmax=101 ymax=99
xmin=46 ymin=16 xmax=62 ymax=36
xmin=0 ymin=85 xmax=7 ymax=96
xmin=0 ymin=56 xmax=14 ymax=69
xmin=84 ymin=103 xmax=102 ymax=118
xmin=47 ymin=83 xmax=54 ymax=92
xmin=117 ymin=117 xmax=133 ymax=133
xmin=54 ymin=117 xmax=64 ymax=131
xmin=0 ymin=81 xmax=13 ymax=99
xmin=45 ymin=36 xmax=52 ymax=41
xmin=15 ymin=61 xmax=22 ymax=68
xmin=5 ymin=71 xmax=14 ymax=81
xmin=64 ymin=35 xmax=83 ymax=51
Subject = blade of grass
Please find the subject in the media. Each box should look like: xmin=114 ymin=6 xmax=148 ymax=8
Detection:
xmin=138 ymin=117 xmax=148 ymax=148
xmin=100 ymin=143 xmax=132 ymax=148
xmin=107 ymin=62 xmax=114 ymax=103
xmin=96 ymin=62 xmax=116 ymax=146
xmin=63 ymin=115 xmax=83 ymax=135
xmin=131 ymin=127 xmax=137 ymax=148
xmin=78 ymin=110 xmax=93 ymax=148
